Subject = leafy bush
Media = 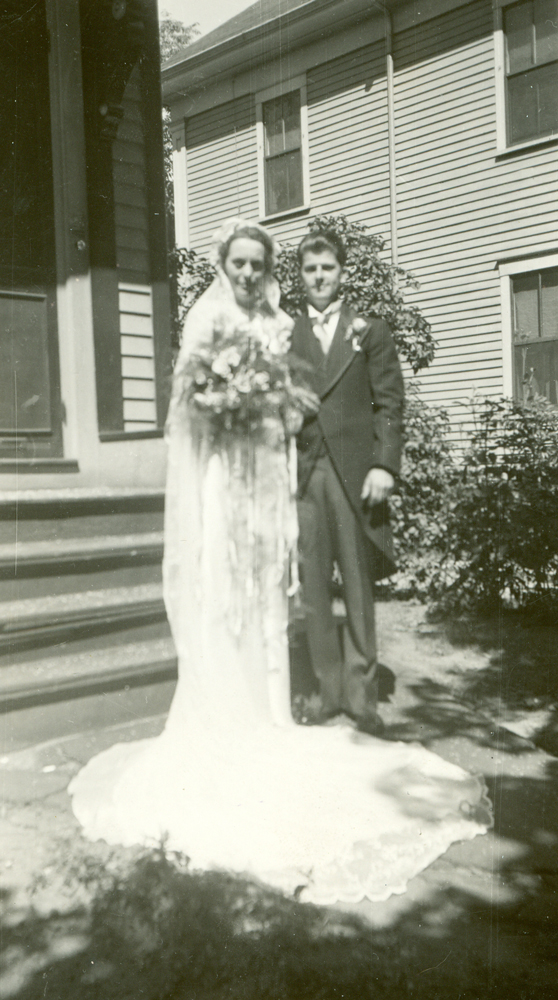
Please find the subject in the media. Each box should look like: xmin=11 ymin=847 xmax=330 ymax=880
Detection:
xmin=387 ymin=384 xmax=457 ymax=599
xmin=170 ymin=245 xmax=215 ymax=350
xmin=173 ymin=214 xmax=435 ymax=372
xmin=430 ymin=395 xmax=558 ymax=617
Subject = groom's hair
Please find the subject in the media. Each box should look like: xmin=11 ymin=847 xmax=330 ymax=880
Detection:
xmin=297 ymin=229 xmax=347 ymax=268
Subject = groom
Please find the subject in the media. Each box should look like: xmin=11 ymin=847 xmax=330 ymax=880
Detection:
xmin=291 ymin=229 xmax=404 ymax=735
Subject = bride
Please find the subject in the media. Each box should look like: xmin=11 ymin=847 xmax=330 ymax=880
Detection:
xmin=69 ymin=219 xmax=491 ymax=906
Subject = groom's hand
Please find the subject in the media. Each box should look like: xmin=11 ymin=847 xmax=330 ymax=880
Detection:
xmin=361 ymin=468 xmax=394 ymax=505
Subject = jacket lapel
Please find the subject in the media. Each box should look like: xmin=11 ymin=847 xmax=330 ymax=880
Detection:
xmin=320 ymin=304 xmax=359 ymax=399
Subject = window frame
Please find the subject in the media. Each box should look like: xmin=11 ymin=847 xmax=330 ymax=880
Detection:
xmin=499 ymin=252 xmax=558 ymax=399
xmin=255 ymin=75 xmax=310 ymax=220
xmin=494 ymin=0 xmax=558 ymax=153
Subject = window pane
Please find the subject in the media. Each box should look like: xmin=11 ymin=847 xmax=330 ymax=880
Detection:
xmin=263 ymin=91 xmax=301 ymax=157
xmin=514 ymin=339 xmax=558 ymax=403
xmin=534 ymin=0 xmax=558 ymax=64
xmin=508 ymin=62 xmax=558 ymax=142
xmin=265 ymin=149 xmax=303 ymax=215
xmin=281 ymin=91 xmax=301 ymax=150
xmin=536 ymin=60 xmax=558 ymax=133
xmin=505 ymin=1 xmax=534 ymax=73
xmin=541 ymin=268 xmax=558 ymax=339
xmin=263 ymin=97 xmax=284 ymax=157
xmin=512 ymin=273 xmax=539 ymax=341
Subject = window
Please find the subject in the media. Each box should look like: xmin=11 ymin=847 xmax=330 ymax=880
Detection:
xmin=511 ymin=266 xmax=558 ymax=402
xmin=503 ymin=0 xmax=558 ymax=144
xmin=256 ymin=78 xmax=309 ymax=218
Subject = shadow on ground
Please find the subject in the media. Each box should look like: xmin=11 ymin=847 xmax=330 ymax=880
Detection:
xmin=1 ymin=805 xmax=557 ymax=1000
xmin=2 ymin=755 xmax=558 ymax=1000
xmin=435 ymin=611 xmax=558 ymax=755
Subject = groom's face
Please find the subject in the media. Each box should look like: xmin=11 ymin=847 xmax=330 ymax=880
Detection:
xmin=300 ymin=249 xmax=344 ymax=312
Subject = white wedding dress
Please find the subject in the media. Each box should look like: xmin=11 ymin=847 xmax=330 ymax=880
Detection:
xmin=69 ymin=232 xmax=491 ymax=907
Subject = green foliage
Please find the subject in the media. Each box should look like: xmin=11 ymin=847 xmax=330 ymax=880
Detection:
xmin=170 ymin=246 xmax=215 ymax=348
xmin=430 ymin=395 xmax=558 ymax=616
xmin=158 ymin=11 xmax=199 ymax=62
xmin=276 ymin=215 xmax=436 ymax=373
xmin=387 ymin=384 xmax=457 ymax=599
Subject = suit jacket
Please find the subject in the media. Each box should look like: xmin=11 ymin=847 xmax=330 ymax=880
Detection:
xmin=291 ymin=303 xmax=404 ymax=580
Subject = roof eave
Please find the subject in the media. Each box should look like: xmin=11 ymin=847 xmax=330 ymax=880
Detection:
xmin=162 ymin=0 xmax=386 ymax=100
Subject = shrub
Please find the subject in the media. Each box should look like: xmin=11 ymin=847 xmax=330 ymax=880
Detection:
xmin=173 ymin=214 xmax=436 ymax=372
xmin=430 ymin=394 xmax=558 ymax=617
xmin=387 ymin=384 xmax=457 ymax=599
xmin=170 ymin=245 xmax=215 ymax=350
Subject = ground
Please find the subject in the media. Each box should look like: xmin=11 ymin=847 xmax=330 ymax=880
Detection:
xmin=1 ymin=600 xmax=557 ymax=999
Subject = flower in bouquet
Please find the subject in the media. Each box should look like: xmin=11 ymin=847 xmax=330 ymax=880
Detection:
xmin=180 ymin=328 xmax=318 ymax=437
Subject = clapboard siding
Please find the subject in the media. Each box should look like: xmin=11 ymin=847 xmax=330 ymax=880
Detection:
xmin=118 ymin=284 xmax=157 ymax=432
xmin=305 ymin=43 xmax=390 ymax=244
xmin=185 ymin=95 xmax=258 ymax=254
xmin=393 ymin=0 xmax=558 ymax=437
xmin=112 ymin=68 xmax=151 ymax=286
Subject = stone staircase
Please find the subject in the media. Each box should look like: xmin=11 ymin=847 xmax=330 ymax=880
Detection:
xmin=0 ymin=488 xmax=177 ymax=720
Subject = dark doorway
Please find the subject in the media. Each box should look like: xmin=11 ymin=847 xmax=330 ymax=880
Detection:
xmin=0 ymin=1 xmax=62 ymax=459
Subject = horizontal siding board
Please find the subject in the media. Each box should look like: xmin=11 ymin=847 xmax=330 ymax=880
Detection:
xmin=116 ymin=249 xmax=150 ymax=274
xmin=120 ymin=313 xmax=153 ymax=336
xmin=123 ymin=399 xmax=157 ymax=422
xmin=113 ymin=162 xmax=145 ymax=188
xmin=121 ymin=335 xmax=154 ymax=358
xmin=122 ymin=356 xmax=155 ymax=379
xmin=122 ymin=378 xmax=155 ymax=400
xmin=396 ymin=159 xmax=558 ymax=198
xmin=119 ymin=290 xmax=152 ymax=314
xmin=395 ymin=194 xmax=558 ymax=232
xmin=113 ymin=184 xmax=148 ymax=210
xmin=115 ymin=205 xmax=149 ymax=229
xmin=115 ymin=226 xmax=150 ymax=251
xmin=113 ymin=140 xmax=146 ymax=167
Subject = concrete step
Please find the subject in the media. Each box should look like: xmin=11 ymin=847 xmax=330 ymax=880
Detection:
xmin=0 ymin=636 xmax=177 ymax=711
xmin=0 ymin=487 xmax=164 ymax=544
xmin=0 ymin=532 xmax=164 ymax=579
xmin=0 ymin=583 xmax=167 ymax=654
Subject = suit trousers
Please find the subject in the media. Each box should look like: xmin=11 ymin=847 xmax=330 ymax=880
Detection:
xmin=297 ymin=454 xmax=378 ymax=718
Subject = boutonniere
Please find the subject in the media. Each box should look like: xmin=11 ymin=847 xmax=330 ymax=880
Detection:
xmin=344 ymin=317 xmax=368 ymax=353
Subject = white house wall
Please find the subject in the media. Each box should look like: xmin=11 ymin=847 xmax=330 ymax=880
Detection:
xmin=185 ymin=95 xmax=259 ymax=253
xmin=173 ymin=0 xmax=558 ymax=441
xmin=392 ymin=0 xmax=558 ymax=441
xmin=306 ymin=42 xmax=391 ymax=248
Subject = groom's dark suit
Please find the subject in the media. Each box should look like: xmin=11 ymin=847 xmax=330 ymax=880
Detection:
xmin=292 ymin=303 xmax=404 ymax=720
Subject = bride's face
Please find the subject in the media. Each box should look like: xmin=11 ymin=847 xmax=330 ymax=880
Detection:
xmin=223 ymin=237 xmax=267 ymax=309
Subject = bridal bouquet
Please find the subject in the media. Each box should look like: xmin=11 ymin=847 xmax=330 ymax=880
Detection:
xmin=180 ymin=326 xmax=318 ymax=437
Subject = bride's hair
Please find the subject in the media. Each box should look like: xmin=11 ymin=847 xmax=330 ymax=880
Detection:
xmin=218 ymin=224 xmax=276 ymax=275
